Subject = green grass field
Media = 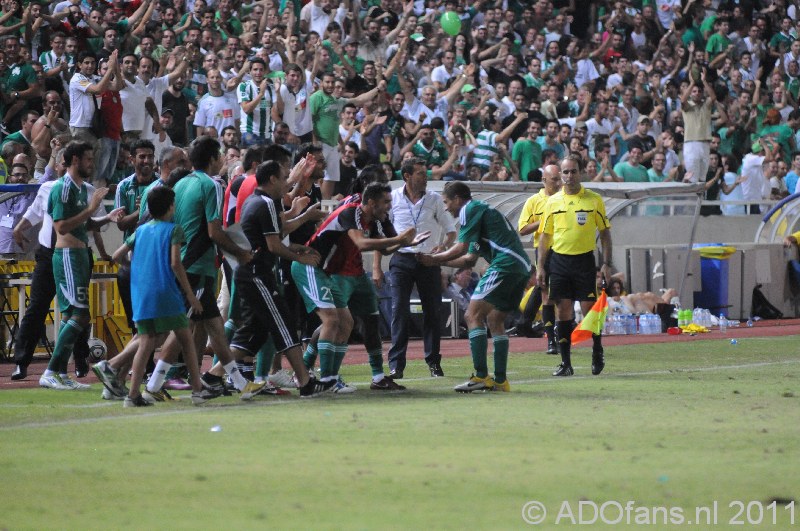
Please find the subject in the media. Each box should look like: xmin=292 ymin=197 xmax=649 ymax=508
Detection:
xmin=1 ymin=336 xmax=799 ymax=530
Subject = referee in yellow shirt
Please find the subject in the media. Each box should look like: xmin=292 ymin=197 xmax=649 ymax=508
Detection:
xmin=537 ymin=155 xmax=613 ymax=377
xmin=518 ymin=164 xmax=561 ymax=354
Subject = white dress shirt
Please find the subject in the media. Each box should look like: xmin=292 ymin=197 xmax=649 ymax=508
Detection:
xmin=388 ymin=186 xmax=455 ymax=254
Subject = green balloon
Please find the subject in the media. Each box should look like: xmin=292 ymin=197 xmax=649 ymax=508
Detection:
xmin=440 ymin=11 xmax=461 ymax=36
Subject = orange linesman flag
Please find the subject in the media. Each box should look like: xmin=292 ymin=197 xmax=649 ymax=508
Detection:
xmin=571 ymin=289 xmax=608 ymax=344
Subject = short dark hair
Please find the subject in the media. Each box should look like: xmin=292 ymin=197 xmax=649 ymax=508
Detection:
xmin=285 ymin=62 xmax=302 ymax=74
xmin=263 ymin=144 xmax=291 ymax=165
xmin=10 ymin=162 xmax=28 ymax=174
xmin=63 ymin=140 xmax=94 ymax=167
xmin=167 ymin=168 xmax=192 ymax=187
xmin=189 ymin=136 xmax=221 ymax=171
xmin=76 ymin=50 xmax=97 ymax=64
xmin=255 ymin=160 xmax=282 ymax=186
xmin=242 ymin=145 xmax=265 ymax=171
xmin=401 ymin=157 xmax=426 ymax=179
xmin=131 ymin=138 xmax=156 ymax=157
xmin=295 ymin=142 xmax=322 ymax=163
xmin=349 ymin=164 xmax=387 ymax=196
xmin=147 ymin=186 xmax=175 ymax=218
xmin=443 ymin=181 xmax=471 ymax=201
xmin=250 ymin=57 xmax=267 ymax=69
xmin=362 ymin=182 xmax=391 ymax=204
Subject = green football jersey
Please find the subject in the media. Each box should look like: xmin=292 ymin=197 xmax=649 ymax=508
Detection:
xmin=48 ymin=174 xmax=90 ymax=245
xmin=172 ymin=170 xmax=222 ymax=278
xmin=458 ymin=200 xmax=530 ymax=274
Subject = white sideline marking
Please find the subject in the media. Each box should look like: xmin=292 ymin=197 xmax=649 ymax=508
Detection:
xmin=1 ymin=360 xmax=798 ymax=431
xmin=508 ymin=359 xmax=800 ymax=385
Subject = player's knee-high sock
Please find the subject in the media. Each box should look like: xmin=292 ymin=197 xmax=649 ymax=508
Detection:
xmin=332 ymin=343 xmax=347 ymax=376
xmin=317 ymin=340 xmax=336 ymax=380
xmin=542 ymin=304 xmax=556 ymax=341
xmin=493 ymin=334 xmax=509 ymax=383
xmin=47 ymin=319 xmax=84 ymax=374
xmin=255 ymin=338 xmax=276 ymax=379
xmin=303 ymin=342 xmax=318 ymax=370
xmin=556 ymin=320 xmax=574 ymax=366
xmin=468 ymin=327 xmax=488 ymax=378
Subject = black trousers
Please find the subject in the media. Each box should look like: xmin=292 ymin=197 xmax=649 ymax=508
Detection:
xmin=13 ymin=246 xmax=89 ymax=368
xmin=116 ymin=264 xmax=135 ymax=329
xmin=387 ymin=252 xmax=442 ymax=372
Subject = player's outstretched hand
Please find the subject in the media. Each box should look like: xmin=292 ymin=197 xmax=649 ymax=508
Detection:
xmin=106 ymin=207 xmax=126 ymax=223
xmin=398 ymin=227 xmax=417 ymax=245
xmin=410 ymin=230 xmax=431 ymax=246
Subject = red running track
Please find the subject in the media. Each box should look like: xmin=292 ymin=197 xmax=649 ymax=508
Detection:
xmin=3 ymin=319 xmax=800 ymax=390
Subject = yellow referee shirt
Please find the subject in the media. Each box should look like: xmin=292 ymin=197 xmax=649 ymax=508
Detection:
xmin=540 ymin=186 xmax=611 ymax=255
xmin=518 ymin=189 xmax=550 ymax=248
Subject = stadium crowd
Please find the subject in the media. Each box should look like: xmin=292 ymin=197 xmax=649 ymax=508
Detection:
xmin=2 ymin=0 xmax=800 ymax=402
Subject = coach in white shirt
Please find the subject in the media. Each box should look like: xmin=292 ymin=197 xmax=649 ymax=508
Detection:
xmin=384 ymin=157 xmax=456 ymax=380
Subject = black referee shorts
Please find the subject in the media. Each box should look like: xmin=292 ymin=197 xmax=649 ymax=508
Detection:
xmin=548 ymin=251 xmax=597 ymax=302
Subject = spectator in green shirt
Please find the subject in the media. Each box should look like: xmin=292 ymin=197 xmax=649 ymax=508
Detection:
xmin=1 ymin=35 xmax=40 ymax=132
xmin=613 ymin=144 xmax=649 ymax=183
xmin=706 ymin=17 xmax=731 ymax=61
xmin=769 ymin=17 xmax=794 ymax=58
xmin=511 ymin=119 xmax=542 ymax=182
xmin=405 ymin=125 xmax=449 ymax=169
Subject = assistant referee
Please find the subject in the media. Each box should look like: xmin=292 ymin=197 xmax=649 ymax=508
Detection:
xmin=537 ymin=155 xmax=612 ymax=377
xmin=517 ymin=164 xmax=561 ymax=354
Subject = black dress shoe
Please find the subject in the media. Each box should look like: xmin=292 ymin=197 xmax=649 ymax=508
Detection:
xmin=10 ymin=364 xmax=26 ymax=380
xmin=592 ymin=347 xmax=605 ymax=376
xmin=389 ymin=369 xmax=403 ymax=379
xmin=428 ymin=362 xmax=444 ymax=377
xmin=546 ymin=338 xmax=558 ymax=355
xmin=552 ymin=363 xmax=574 ymax=377
xmin=75 ymin=355 xmax=89 ymax=378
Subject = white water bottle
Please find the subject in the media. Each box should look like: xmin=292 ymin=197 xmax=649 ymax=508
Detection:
xmin=719 ymin=313 xmax=727 ymax=333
